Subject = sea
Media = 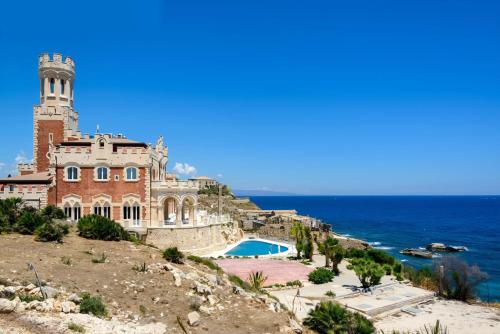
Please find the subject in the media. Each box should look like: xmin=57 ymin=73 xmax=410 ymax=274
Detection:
xmin=249 ymin=196 xmax=500 ymax=302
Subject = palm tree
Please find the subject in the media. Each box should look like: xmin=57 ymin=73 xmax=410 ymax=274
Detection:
xmin=322 ymin=236 xmax=338 ymax=268
xmin=290 ymin=221 xmax=304 ymax=258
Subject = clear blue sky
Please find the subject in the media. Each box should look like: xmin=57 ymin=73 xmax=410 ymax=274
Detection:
xmin=1 ymin=1 xmax=499 ymax=195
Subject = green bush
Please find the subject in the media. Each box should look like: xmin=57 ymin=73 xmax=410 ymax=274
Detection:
xmin=304 ymin=301 xmax=375 ymax=334
xmin=308 ymin=267 xmax=335 ymax=284
xmin=163 ymin=247 xmax=184 ymax=264
xmin=228 ymin=274 xmax=252 ymax=291
xmin=16 ymin=207 xmax=47 ymax=234
xmin=77 ymin=215 xmax=129 ymax=241
xmin=35 ymin=222 xmax=69 ymax=242
xmin=383 ymin=264 xmax=393 ymax=275
xmin=286 ymin=280 xmax=303 ymax=288
xmin=41 ymin=205 xmax=66 ymax=220
xmin=367 ymin=248 xmax=395 ymax=265
xmin=79 ymin=293 xmax=107 ymax=317
xmin=348 ymin=258 xmax=385 ymax=290
xmin=187 ymin=255 xmax=223 ymax=273
xmin=0 ymin=198 xmax=24 ymax=233
xmin=248 ymin=271 xmax=267 ymax=290
xmin=393 ymin=262 xmax=403 ymax=274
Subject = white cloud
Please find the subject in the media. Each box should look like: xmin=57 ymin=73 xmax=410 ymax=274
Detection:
xmin=173 ymin=162 xmax=197 ymax=176
xmin=0 ymin=162 xmax=6 ymax=171
xmin=216 ymin=173 xmax=223 ymax=179
xmin=15 ymin=151 xmax=31 ymax=164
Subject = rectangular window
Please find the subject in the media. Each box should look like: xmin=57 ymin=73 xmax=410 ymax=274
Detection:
xmin=64 ymin=207 xmax=71 ymax=218
xmin=61 ymin=80 xmax=65 ymax=95
xmin=74 ymin=207 xmax=81 ymax=221
xmin=94 ymin=206 xmax=101 ymax=216
xmin=123 ymin=206 xmax=131 ymax=220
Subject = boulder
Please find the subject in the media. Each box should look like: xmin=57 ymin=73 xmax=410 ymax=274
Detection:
xmin=173 ymin=273 xmax=182 ymax=287
xmin=207 ymin=295 xmax=218 ymax=306
xmin=25 ymin=283 xmax=36 ymax=291
xmin=67 ymin=293 xmax=82 ymax=304
xmin=289 ymin=318 xmax=303 ymax=333
xmin=194 ymin=283 xmax=212 ymax=296
xmin=61 ymin=301 xmax=76 ymax=314
xmin=40 ymin=286 xmax=59 ymax=299
xmin=0 ymin=299 xmax=16 ymax=313
xmin=187 ymin=311 xmax=200 ymax=327
xmin=199 ymin=306 xmax=211 ymax=315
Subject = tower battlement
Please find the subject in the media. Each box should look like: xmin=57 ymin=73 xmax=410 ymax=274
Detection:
xmin=39 ymin=53 xmax=75 ymax=73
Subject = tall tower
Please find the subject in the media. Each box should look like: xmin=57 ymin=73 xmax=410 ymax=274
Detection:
xmin=34 ymin=53 xmax=80 ymax=172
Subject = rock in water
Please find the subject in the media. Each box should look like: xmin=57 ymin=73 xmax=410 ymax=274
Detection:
xmin=187 ymin=311 xmax=200 ymax=327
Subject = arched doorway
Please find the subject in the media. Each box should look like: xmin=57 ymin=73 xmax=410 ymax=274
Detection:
xmin=163 ymin=197 xmax=179 ymax=225
xmin=181 ymin=196 xmax=196 ymax=225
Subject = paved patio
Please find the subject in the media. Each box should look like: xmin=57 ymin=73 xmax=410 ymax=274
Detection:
xmin=215 ymin=259 xmax=314 ymax=285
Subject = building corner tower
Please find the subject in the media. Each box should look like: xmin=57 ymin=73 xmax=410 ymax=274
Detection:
xmin=33 ymin=53 xmax=80 ymax=173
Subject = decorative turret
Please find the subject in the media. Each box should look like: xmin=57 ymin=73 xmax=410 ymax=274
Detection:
xmin=38 ymin=53 xmax=75 ymax=108
xmin=34 ymin=53 xmax=80 ymax=173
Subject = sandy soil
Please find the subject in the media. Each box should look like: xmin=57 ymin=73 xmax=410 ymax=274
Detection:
xmin=0 ymin=233 xmax=291 ymax=333
xmin=375 ymin=299 xmax=500 ymax=334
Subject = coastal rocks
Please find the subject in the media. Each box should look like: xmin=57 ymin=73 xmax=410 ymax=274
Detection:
xmin=0 ymin=299 xmax=17 ymax=313
xmin=187 ymin=311 xmax=200 ymax=327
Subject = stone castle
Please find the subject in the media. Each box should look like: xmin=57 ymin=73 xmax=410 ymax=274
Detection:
xmin=0 ymin=53 xmax=240 ymax=252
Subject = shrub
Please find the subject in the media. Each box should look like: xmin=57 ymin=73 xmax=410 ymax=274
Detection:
xmin=393 ymin=262 xmax=403 ymax=274
xmin=286 ymin=280 xmax=303 ymax=288
xmin=91 ymin=253 xmax=108 ymax=264
xmin=35 ymin=222 xmax=69 ymax=242
xmin=0 ymin=198 xmax=24 ymax=233
xmin=41 ymin=205 xmax=66 ymax=220
xmin=19 ymin=294 xmax=44 ymax=303
xmin=68 ymin=323 xmax=85 ymax=333
xmin=434 ymin=256 xmax=488 ymax=301
xmin=367 ymin=248 xmax=395 ymax=265
xmin=163 ymin=247 xmax=184 ymax=264
xmin=383 ymin=264 xmax=393 ymax=275
xmin=304 ymin=301 xmax=375 ymax=334
xmin=308 ymin=268 xmax=335 ymax=284
xmin=348 ymin=258 xmax=385 ymax=290
xmin=228 ymin=274 xmax=251 ymax=291
xmin=77 ymin=215 xmax=129 ymax=241
xmin=303 ymin=226 xmax=314 ymax=261
xmin=346 ymin=248 xmax=367 ymax=259
xmin=61 ymin=256 xmax=72 ymax=266
xmin=325 ymin=290 xmax=336 ymax=298
xmin=15 ymin=207 xmax=47 ymax=234
xmin=132 ymin=262 xmax=148 ymax=273
xmin=248 ymin=271 xmax=267 ymax=290
xmin=187 ymin=255 xmax=223 ymax=273
xmin=79 ymin=293 xmax=107 ymax=317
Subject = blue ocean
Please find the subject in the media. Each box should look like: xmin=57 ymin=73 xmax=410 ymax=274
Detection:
xmin=250 ymin=196 xmax=500 ymax=302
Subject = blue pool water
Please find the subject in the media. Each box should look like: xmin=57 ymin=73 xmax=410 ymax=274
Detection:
xmin=225 ymin=240 xmax=289 ymax=256
xmin=250 ymin=196 xmax=500 ymax=302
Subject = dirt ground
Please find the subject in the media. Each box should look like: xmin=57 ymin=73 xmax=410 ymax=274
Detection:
xmin=0 ymin=233 xmax=292 ymax=334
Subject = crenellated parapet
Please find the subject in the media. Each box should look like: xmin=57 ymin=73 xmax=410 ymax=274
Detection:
xmin=39 ymin=53 xmax=75 ymax=75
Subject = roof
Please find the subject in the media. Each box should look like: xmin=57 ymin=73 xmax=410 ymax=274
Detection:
xmin=0 ymin=172 xmax=53 ymax=184
xmin=60 ymin=137 xmax=147 ymax=147
xmin=191 ymin=176 xmax=215 ymax=180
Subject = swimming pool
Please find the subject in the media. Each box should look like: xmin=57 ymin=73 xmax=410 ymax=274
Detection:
xmin=225 ymin=240 xmax=289 ymax=256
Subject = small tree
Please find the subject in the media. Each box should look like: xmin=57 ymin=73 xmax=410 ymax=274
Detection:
xmin=308 ymin=267 xmax=335 ymax=284
xmin=330 ymin=245 xmax=345 ymax=275
xmin=290 ymin=221 xmax=304 ymax=259
xmin=248 ymin=271 xmax=267 ymax=291
xmin=15 ymin=206 xmax=47 ymax=234
xmin=163 ymin=247 xmax=184 ymax=264
xmin=303 ymin=226 xmax=314 ymax=261
xmin=433 ymin=256 xmax=488 ymax=301
xmin=41 ymin=205 xmax=66 ymax=220
xmin=322 ymin=236 xmax=339 ymax=268
xmin=348 ymin=258 xmax=385 ymax=291
xmin=77 ymin=215 xmax=129 ymax=241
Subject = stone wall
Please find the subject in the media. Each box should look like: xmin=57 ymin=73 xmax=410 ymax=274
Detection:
xmin=145 ymin=222 xmax=243 ymax=253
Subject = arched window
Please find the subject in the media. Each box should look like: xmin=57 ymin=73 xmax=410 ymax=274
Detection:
xmin=64 ymin=204 xmax=72 ymax=219
xmin=50 ymin=78 xmax=55 ymax=94
xmin=96 ymin=167 xmax=108 ymax=181
xmin=94 ymin=203 xmax=110 ymax=219
xmin=133 ymin=204 xmax=141 ymax=226
xmin=73 ymin=204 xmax=81 ymax=221
xmin=60 ymin=79 xmax=65 ymax=95
xmin=66 ymin=166 xmax=79 ymax=181
xmin=123 ymin=203 xmax=131 ymax=220
xmin=125 ymin=167 xmax=138 ymax=181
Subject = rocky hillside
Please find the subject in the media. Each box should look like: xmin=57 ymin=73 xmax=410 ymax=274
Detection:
xmin=0 ymin=233 xmax=303 ymax=334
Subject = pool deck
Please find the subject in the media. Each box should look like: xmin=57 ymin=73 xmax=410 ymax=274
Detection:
xmin=215 ymin=258 xmax=314 ymax=285
xmin=209 ymin=237 xmax=295 ymax=258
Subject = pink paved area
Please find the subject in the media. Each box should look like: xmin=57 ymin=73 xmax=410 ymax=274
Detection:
xmin=215 ymin=259 xmax=313 ymax=285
